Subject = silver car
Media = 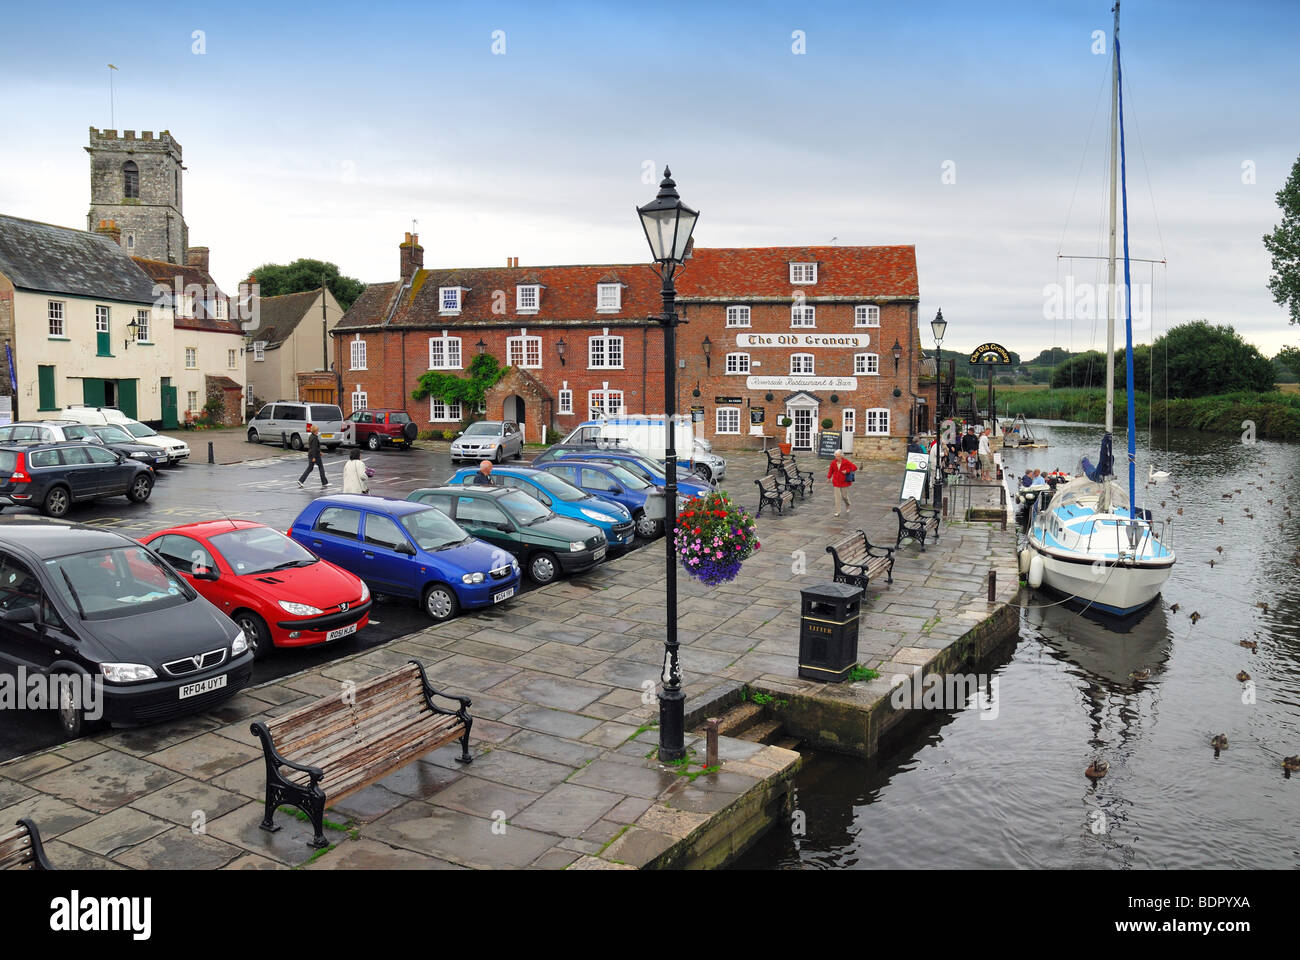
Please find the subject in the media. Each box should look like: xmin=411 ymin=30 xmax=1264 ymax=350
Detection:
xmin=247 ymin=402 xmax=344 ymax=451
xmin=450 ymin=421 xmax=524 ymax=463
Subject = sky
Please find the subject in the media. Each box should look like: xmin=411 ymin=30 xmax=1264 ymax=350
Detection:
xmin=1 ymin=0 xmax=1298 ymax=359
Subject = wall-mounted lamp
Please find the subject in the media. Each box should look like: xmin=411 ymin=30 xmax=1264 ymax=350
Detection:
xmin=702 ymin=334 xmax=712 ymax=369
xmin=476 ymin=338 xmax=487 ymax=356
xmin=892 ymin=339 xmax=903 ymax=373
xmin=556 ymin=337 xmax=567 ymax=366
xmin=123 ymin=316 xmax=139 ymax=350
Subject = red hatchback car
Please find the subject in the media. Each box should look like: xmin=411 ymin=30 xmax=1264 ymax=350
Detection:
xmin=141 ymin=520 xmax=371 ymax=659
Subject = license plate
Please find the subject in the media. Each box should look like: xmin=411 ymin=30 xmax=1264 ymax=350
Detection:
xmin=594 ymin=547 xmax=606 ymax=560
xmin=493 ymin=588 xmax=515 ymax=603
xmin=179 ymin=674 xmax=226 ymax=699
xmin=326 ymin=622 xmax=358 ymax=642
xmin=321 ymin=433 xmax=335 ymax=439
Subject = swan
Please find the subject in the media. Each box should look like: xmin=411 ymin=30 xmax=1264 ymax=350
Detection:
xmin=1149 ymin=464 xmax=1170 ymax=482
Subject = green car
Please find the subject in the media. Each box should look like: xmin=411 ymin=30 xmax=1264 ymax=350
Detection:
xmin=408 ymin=485 xmax=607 ymax=584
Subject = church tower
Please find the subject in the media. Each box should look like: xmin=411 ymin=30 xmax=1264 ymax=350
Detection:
xmin=85 ymin=126 xmax=188 ymax=263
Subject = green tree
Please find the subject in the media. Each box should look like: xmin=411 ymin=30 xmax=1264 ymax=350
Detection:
xmin=245 ymin=258 xmax=367 ymax=311
xmin=1264 ymin=154 xmax=1300 ymax=324
xmin=1050 ymin=350 xmax=1107 ymax=388
xmin=1274 ymin=346 xmax=1300 ymax=382
xmin=1028 ymin=347 xmax=1072 ymax=365
xmin=1148 ymin=320 xmax=1274 ymax=398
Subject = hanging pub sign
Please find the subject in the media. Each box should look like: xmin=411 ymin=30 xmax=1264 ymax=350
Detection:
xmin=750 ymin=407 xmax=765 ymax=425
xmin=968 ymin=342 xmax=1012 ymax=365
xmin=690 ymin=405 xmax=705 ymax=423
xmin=714 ymin=396 xmax=743 ymax=405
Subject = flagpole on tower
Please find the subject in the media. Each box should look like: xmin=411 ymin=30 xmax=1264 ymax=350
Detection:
xmin=108 ymin=64 xmax=118 ymax=126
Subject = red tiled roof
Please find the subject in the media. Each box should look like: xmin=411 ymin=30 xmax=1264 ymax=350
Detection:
xmin=334 ymin=245 xmax=918 ymax=331
xmin=133 ymin=257 xmax=243 ymax=334
xmin=674 ymin=246 xmax=918 ymax=300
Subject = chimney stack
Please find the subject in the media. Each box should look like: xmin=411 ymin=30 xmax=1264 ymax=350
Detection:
xmin=400 ymin=232 xmax=424 ymax=283
xmin=187 ymin=246 xmax=210 ymax=273
xmin=94 ymin=219 xmax=122 ymax=245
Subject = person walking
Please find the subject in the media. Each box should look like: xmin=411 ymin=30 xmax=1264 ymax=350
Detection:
xmin=961 ymin=427 xmax=979 ymax=475
xmin=471 ymin=460 xmax=495 ymax=485
xmin=342 ymin=448 xmax=370 ymax=494
xmin=297 ymin=425 xmax=328 ymax=488
xmin=827 ymin=449 xmax=857 ymax=517
xmin=978 ymin=428 xmax=992 ymax=481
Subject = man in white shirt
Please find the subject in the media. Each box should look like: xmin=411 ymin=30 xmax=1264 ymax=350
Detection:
xmin=977 ymin=429 xmax=992 ymax=481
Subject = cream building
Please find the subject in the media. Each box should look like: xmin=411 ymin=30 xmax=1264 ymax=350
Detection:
xmin=243 ymin=288 xmax=344 ymax=407
xmin=0 ymin=214 xmax=171 ymax=422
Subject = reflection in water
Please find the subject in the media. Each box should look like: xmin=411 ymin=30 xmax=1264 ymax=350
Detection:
xmin=735 ymin=422 xmax=1300 ymax=870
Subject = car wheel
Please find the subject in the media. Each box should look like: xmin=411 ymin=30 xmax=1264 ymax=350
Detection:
xmin=695 ymin=465 xmax=713 ymax=483
xmin=635 ymin=511 xmax=660 ymax=538
xmin=290 ymin=434 xmax=304 ymax=451
xmin=367 ymin=433 xmax=382 ymax=451
xmin=234 ymin=611 xmax=273 ymax=661
xmin=126 ymin=473 xmax=153 ymax=503
xmin=42 ymin=485 xmax=71 ymax=518
xmin=528 ymin=551 xmax=559 ymax=584
xmin=54 ymin=673 xmax=101 ymax=740
xmin=422 ymin=583 xmax=460 ymax=622
xmin=247 ymin=428 xmax=260 ymax=444
xmin=493 ymin=446 xmax=503 ymax=464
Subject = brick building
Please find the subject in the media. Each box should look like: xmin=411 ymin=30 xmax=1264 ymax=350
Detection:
xmin=333 ymin=234 xmax=923 ymax=458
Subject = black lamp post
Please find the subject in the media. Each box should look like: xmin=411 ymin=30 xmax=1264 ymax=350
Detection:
xmin=931 ymin=309 xmax=947 ymax=509
xmin=556 ymin=337 xmax=567 ymax=366
xmin=637 ymin=165 xmax=699 ymax=763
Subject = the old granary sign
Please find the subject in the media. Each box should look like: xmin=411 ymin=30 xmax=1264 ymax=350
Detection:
xmin=746 ymin=376 xmax=858 ymax=391
xmin=735 ymin=333 xmax=869 ymax=349
xmin=969 ymin=342 xmax=1012 ymax=364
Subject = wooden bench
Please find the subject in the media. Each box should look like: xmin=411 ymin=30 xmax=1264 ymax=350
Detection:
xmin=778 ymin=460 xmax=815 ymax=499
xmin=0 ymin=819 xmax=53 ymax=870
xmin=764 ymin=448 xmax=789 ymax=472
xmin=755 ymin=474 xmax=795 ymax=517
xmin=893 ymin=497 xmax=941 ymax=551
xmin=250 ymin=660 xmax=472 ymax=848
xmin=826 ymin=529 xmax=895 ymax=592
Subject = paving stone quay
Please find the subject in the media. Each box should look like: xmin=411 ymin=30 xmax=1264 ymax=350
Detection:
xmin=0 ymin=450 xmax=1017 ymax=869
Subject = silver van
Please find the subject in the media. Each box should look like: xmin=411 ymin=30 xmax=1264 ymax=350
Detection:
xmin=246 ymin=401 xmax=344 ymax=451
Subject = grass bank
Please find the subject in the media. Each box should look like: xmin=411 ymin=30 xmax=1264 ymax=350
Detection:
xmin=1000 ymin=388 xmax=1300 ymax=442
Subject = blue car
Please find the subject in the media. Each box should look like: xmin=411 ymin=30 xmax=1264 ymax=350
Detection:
xmin=533 ymin=461 xmax=680 ymax=539
xmin=547 ymin=450 xmax=714 ymax=499
xmin=289 ymin=495 xmax=520 ymax=622
xmin=445 ymin=466 xmax=638 ymax=551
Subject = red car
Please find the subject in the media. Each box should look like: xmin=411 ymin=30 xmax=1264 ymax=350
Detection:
xmin=345 ymin=408 xmax=419 ymax=451
xmin=141 ymin=520 xmax=371 ymax=660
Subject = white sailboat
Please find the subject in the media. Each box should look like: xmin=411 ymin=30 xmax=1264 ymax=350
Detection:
xmin=1026 ymin=2 xmax=1176 ymax=618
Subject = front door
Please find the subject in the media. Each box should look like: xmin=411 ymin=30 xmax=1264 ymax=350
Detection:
xmin=791 ymin=408 xmax=814 ymax=450
xmin=842 ymin=409 xmax=856 ymax=454
xmin=117 ymin=379 xmax=138 ymax=420
xmin=161 ymin=380 xmax=179 ymax=429
xmin=83 ymin=378 xmax=106 ymax=408
xmin=504 ymin=395 xmax=526 ymax=443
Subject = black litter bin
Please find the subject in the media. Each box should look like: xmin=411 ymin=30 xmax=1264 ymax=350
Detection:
xmin=798 ymin=582 xmax=863 ymax=683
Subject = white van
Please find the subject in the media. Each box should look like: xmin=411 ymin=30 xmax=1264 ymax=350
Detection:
xmin=61 ymin=405 xmax=191 ymax=464
xmin=559 ymin=415 xmax=727 ymax=482
xmin=246 ymin=401 xmax=344 ymax=451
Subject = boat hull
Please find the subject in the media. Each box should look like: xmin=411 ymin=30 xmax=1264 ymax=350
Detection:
xmin=1027 ymin=540 xmax=1173 ymax=617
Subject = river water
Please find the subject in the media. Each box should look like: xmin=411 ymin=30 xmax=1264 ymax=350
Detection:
xmin=736 ymin=420 xmax=1300 ymax=870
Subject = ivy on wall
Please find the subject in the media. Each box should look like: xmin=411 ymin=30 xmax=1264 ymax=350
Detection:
xmin=411 ymin=352 xmax=509 ymax=409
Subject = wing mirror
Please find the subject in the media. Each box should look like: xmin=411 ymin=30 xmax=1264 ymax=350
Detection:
xmin=190 ymin=566 xmax=219 ymax=581
xmin=395 ymin=541 xmax=416 ymax=556
xmin=0 ymin=606 xmax=38 ymax=624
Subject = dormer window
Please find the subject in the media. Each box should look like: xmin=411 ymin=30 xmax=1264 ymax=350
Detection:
xmin=439 ymin=287 xmax=462 ymax=314
xmin=517 ymin=284 xmax=540 ymax=313
xmin=597 ymin=283 xmax=621 ymax=312
xmin=790 ymin=262 xmax=818 ymax=284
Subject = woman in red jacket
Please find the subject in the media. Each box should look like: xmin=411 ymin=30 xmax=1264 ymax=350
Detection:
xmin=827 ymin=449 xmax=857 ymax=517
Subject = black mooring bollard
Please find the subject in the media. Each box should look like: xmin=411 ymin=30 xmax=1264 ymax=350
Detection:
xmin=208 ymin=441 xmax=214 ymax=464
xmin=987 ymin=569 xmax=996 ymax=601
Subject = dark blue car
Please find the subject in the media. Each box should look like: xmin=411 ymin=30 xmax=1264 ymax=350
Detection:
xmin=289 ymin=495 xmax=520 ymax=621
xmin=542 ymin=450 xmax=713 ymax=499
xmin=445 ymin=465 xmax=637 ymax=551
xmin=532 ymin=461 xmax=679 ymax=539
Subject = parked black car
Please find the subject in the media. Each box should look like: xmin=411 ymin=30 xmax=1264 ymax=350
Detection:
xmin=0 ymin=522 xmax=254 ymax=737
xmin=0 ymin=442 xmax=155 ymax=518
xmin=85 ymin=424 xmax=172 ymax=469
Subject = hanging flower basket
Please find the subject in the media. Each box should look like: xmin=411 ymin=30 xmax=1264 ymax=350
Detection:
xmin=673 ymin=492 xmax=760 ymax=586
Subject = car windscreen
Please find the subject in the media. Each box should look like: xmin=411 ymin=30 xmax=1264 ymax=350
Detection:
xmin=94 ymin=424 xmax=135 ymax=443
xmin=209 ymin=526 xmax=317 ymax=574
xmin=530 ymin=471 xmax=587 ymax=502
xmin=604 ymin=463 xmax=651 ymax=490
xmin=310 ymin=405 xmax=343 ymax=422
xmin=463 ymin=423 xmax=501 ymax=437
xmin=123 ymin=421 xmax=158 ymax=439
xmin=498 ymin=490 xmax=552 ymax=524
xmin=399 ymin=508 xmax=472 ymax=551
xmin=45 ymin=546 xmax=195 ymax=621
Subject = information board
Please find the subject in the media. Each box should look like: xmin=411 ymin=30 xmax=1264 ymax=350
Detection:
xmin=899 ymin=467 xmax=927 ymax=501
xmin=749 ymin=407 xmax=765 ymax=424
xmin=817 ymin=431 xmax=841 ymax=459
xmin=690 ymin=405 xmax=704 ymax=423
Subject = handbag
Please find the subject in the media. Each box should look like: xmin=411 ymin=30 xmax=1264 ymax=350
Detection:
xmin=845 ymin=469 xmax=855 ymax=484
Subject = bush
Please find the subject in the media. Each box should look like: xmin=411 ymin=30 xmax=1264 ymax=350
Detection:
xmin=820 ymin=417 xmax=834 ymax=430
xmin=442 ymin=429 xmax=457 ymax=441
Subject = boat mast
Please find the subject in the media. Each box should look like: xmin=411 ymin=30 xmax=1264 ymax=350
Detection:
xmin=1100 ymin=1 xmax=1120 ymax=511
